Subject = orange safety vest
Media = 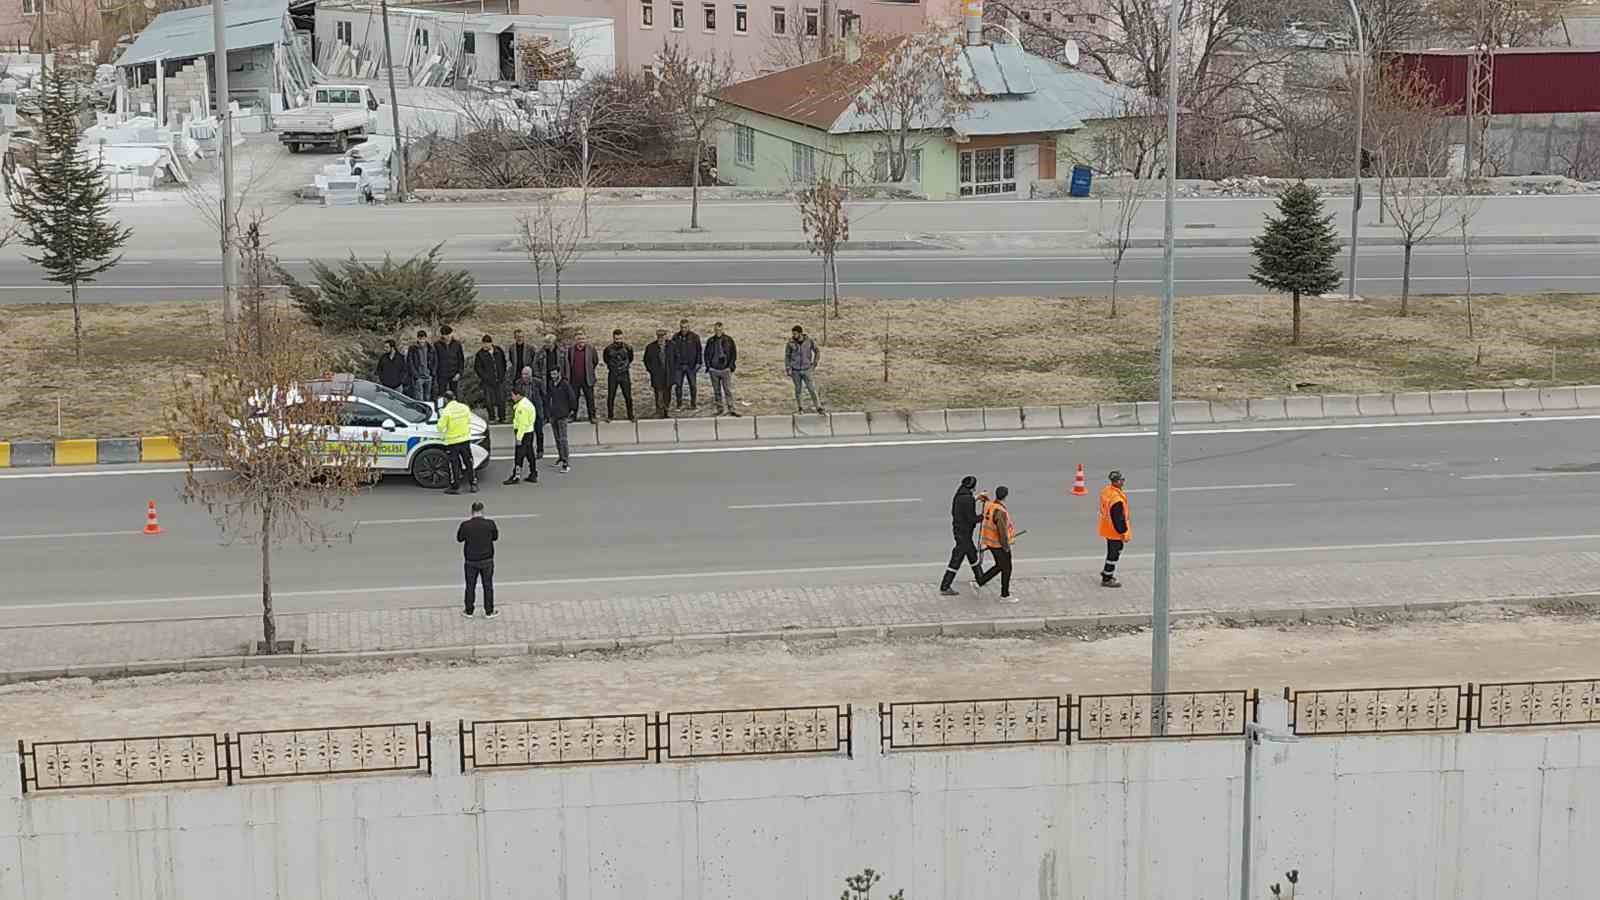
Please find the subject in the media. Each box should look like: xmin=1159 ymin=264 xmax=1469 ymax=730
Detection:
xmin=1098 ymin=484 xmax=1130 ymax=540
xmin=979 ymin=499 xmax=1015 ymax=549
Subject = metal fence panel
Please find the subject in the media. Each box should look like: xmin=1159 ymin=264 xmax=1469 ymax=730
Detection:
xmin=230 ymin=723 xmax=431 ymax=781
xmin=460 ymin=715 xmax=656 ymax=771
xmin=18 ymin=734 xmax=225 ymax=793
xmin=1074 ymin=690 xmax=1256 ymax=741
xmin=661 ymin=705 xmax=851 ymax=760
xmin=879 ymin=697 xmax=1068 ymax=751
xmin=1474 ymin=679 xmax=1600 ymax=730
xmin=1286 ymin=685 xmax=1467 ymax=736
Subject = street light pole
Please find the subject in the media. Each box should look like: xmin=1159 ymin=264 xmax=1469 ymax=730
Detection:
xmin=1346 ymin=0 xmax=1365 ymax=299
xmin=380 ymin=0 xmax=407 ymax=199
xmin=1152 ymin=0 xmax=1181 ymax=713
xmin=1239 ymin=722 xmax=1300 ymax=900
xmin=212 ymin=0 xmax=237 ymax=338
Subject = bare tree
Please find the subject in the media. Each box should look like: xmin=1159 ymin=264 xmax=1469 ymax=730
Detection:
xmin=1369 ymin=63 xmax=1456 ymax=316
xmin=1453 ymin=181 xmax=1486 ymax=342
xmin=1096 ymin=175 xmax=1147 ymax=320
xmin=515 ymin=195 xmax=587 ymax=317
xmin=1433 ymin=0 xmax=1566 ymax=47
xmin=1355 ymin=0 xmax=1436 ymax=53
xmin=796 ymin=174 xmax=849 ymax=338
xmin=656 ymin=42 xmax=736 ymax=230
xmin=165 ymin=285 xmax=378 ymax=654
xmin=850 ymin=31 xmax=968 ymax=184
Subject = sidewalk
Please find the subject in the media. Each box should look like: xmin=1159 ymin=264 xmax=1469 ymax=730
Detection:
xmin=3 ymin=550 xmax=1596 ymax=680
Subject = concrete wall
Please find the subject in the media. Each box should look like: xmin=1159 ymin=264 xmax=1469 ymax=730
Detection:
xmin=3 ymin=703 xmax=1599 ymax=899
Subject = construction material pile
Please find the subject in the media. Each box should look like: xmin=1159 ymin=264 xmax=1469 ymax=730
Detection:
xmin=518 ymin=36 xmax=578 ymax=82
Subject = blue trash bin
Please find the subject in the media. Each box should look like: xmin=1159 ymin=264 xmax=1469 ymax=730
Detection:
xmin=1069 ymin=165 xmax=1093 ymax=198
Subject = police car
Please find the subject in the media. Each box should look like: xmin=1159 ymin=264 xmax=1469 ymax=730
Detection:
xmin=276 ymin=377 xmax=491 ymax=489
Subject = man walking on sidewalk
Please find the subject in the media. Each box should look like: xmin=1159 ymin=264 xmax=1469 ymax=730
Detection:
xmin=504 ymin=387 xmax=539 ymax=485
xmin=785 ymin=325 xmax=823 ymax=413
xmin=704 ymin=321 xmax=739 ymax=416
xmin=457 ymin=501 xmax=499 ymax=618
xmin=939 ymin=475 xmax=984 ymax=596
xmin=603 ymin=328 xmax=636 ymax=421
xmin=975 ymin=485 xmax=1017 ymax=602
xmin=644 ymin=328 xmax=672 ymax=419
xmin=1099 ymin=470 xmax=1132 ymax=588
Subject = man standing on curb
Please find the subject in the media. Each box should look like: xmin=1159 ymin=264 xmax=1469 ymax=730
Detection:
xmin=975 ymin=485 xmax=1017 ymax=602
xmin=603 ymin=328 xmax=636 ymax=421
xmin=439 ymin=390 xmax=477 ymax=495
xmin=704 ymin=321 xmax=739 ymax=416
xmin=435 ymin=325 xmax=465 ymax=401
xmin=938 ymin=475 xmax=984 ymax=596
xmin=457 ymin=501 xmax=499 ymax=618
xmin=504 ymin=386 xmax=539 ymax=485
xmin=474 ymin=334 xmax=509 ymax=424
xmin=568 ymin=330 xmax=601 ymax=423
xmin=1099 ymin=470 xmax=1131 ymax=588
xmin=668 ymin=318 xmax=702 ymax=410
xmin=785 ymin=324 xmax=823 ymax=414
xmin=644 ymin=327 xmax=672 ymax=419
xmin=406 ymin=330 xmax=435 ymax=402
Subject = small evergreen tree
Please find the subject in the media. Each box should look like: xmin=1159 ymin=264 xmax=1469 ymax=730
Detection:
xmin=10 ymin=67 xmax=132 ymax=364
xmin=286 ymin=243 xmax=477 ymax=334
xmin=1250 ymin=183 xmax=1341 ymax=345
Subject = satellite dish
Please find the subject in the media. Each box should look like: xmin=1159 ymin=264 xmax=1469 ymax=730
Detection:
xmin=1063 ymin=39 xmax=1080 ymax=67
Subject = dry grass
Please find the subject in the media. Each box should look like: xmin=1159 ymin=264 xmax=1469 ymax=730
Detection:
xmin=3 ymin=293 xmax=1600 ymax=439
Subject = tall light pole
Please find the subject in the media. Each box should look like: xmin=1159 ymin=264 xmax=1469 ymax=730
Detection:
xmin=1151 ymin=0 xmax=1181 ymax=713
xmin=1346 ymin=0 xmax=1365 ymax=299
xmin=380 ymin=0 xmax=406 ymax=198
xmin=212 ymin=0 xmax=237 ymax=336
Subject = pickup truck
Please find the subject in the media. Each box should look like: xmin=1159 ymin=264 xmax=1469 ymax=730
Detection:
xmin=278 ymin=84 xmax=382 ymax=153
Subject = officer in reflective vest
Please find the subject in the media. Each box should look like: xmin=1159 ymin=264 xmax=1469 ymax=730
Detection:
xmin=974 ymin=485 xmax=1017 ymax=602
xmin=438 ymin=390 xmax=477 ymax=495
xmin=1098 ymin=470 xmax=1131 ymax=588
xmin=504 ymin=387 xmax=540 ymax=486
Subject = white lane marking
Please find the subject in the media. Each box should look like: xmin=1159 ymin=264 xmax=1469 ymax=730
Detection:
xmin=8 ymin=532 xmax=1600 ymax=612
xmin=1460 ymin=472 xmax=1600 ymax=481
xmin=5 ymin=414 xmax=1600 ymax=479
xmin=0 ymin=529 xmax=141 ymax=542
xmin=727 ymin=498 xmax=921 ymax=510
xmin=358 ymin=513 xmax=541 ymax=525
xmin=0 ymin=466 xmax=199 ymax=479
xmin=1127 ymin=482 xmax=1294 ymax=494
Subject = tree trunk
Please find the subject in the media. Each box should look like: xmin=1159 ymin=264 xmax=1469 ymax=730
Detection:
xmin=829 ymin=251 xmax=840 ymax=317
xmin=1462 ymin=230 xmax=1475 ymax=340
xmin=1292 ymin=291 xmax=1301 ymax=345
xmin=690 ymin=141 xmax=702 ymax=230
xmin=260 ymin=505 xmax=276 ymax=653
xmin=69 ymin=280 xmax=83 ymax=364
xmin=1109 ymin=260 xmax=1121 ymax=319
xmin=1400 ymin=242 xmax=1413 ymax=316
xmin=819 ymin=256 xmax=828 ymax=346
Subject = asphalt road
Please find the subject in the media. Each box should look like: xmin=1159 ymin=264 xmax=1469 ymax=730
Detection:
xmin=2 ymin=412 xmax=1599 ymax=625
xmin=0 ymin=244 xmax=1595 ymax=302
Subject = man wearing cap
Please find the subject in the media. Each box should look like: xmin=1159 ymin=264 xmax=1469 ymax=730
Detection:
xmin=974 ymin=485 xmax=1017 ymax=602
xmin=939 ymin=475 xmax=985 ymax=596
xmin=1099 ymin=471 xmax=1131 ymax=588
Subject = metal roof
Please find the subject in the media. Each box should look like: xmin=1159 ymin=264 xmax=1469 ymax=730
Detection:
xmin=115 ymin=0 xmax=290 ymax=67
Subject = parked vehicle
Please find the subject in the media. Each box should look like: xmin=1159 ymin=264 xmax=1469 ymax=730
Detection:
xmin=1284 ymin=21 xmax=1352 ymax=50
xmin=278 ymin=84 xmax=383 ymax=154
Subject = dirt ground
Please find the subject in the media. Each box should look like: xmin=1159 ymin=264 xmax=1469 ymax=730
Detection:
xmin=2 ymin=608 xmax=1595 ymax=743
xmin=4 ymin=293 xmax=1599 ymax=439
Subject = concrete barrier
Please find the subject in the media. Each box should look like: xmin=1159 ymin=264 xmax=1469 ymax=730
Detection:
xmin=567 ymin=422 xmax=601 ymax=447
xmin=53 ymin=439 xmax=98 ymax=465
xmin=1210 ymin=399 xmax=1248 ymax=422
xmin=1173 ymin=401 xmax=1212 ymax=424
xmin=636 ymin=419 xmax=678 ymax=444
xmin=1098 ymin=403 xmax=1136 ymax=426
xmin=716 ymin=416 xmax=756 ymax=441
xmin=1540 ymin=387 xmax=1579 ymax=410
xmin=982 ymin=407 xmax=1022 ymax=431
xmin=1247 ymin=397 xmax=1287 ymax=420
xmin=1576 ymin=385 xmax=1600 ymax=408
xmin=945 ymin=408 xmax=985 ymax=432
xmin=1355 ymin=394 xmax=1395 ymax=417
xmin=97 ymin=438 xmax=141 ymax=464
xmin=9 ymin=441 xmax=52 ymax=467
xmin=141 ymin=435 xmax=181 ymax=461
xmin=0 ymin=442 xmax=8 ymax=467
xmin=829 ymin=411 xmax=869 ymax=436
xmin=1284 ymin=395 xmax=1324 ymax=418
xmin=1021 ymin=406 xmax=1062 ymax=430
xmin=1393 ymin=392 xmax=1433 ymax=415
xmin=1429 ymin=390 xmax=1470 ymax=414
xmin=597 ymin=420 xmax=638 ymax=445
xmin=1502 ymin=388 xmax=1541 ymax=412
xmin=908 ymin=409 xmax=946 ymax=433
xmin=675 ymin=418 xmax=719 ymax=443
xmin=754 ymin=415 xmax=794 ymax=439
xmin=866 ymin=410 xmax=910 ymax=435
xmin=794 ymin=413 xmax=831 ymax=437
xmin=1466 ymin=388 xmax=1506 ymax=412
xmin=1059 ymin=405 xmax=1099 ymax=427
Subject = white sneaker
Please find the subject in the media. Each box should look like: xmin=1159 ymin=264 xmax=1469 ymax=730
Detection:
xmin=999 ymin=595 xmax=1019 ymax=604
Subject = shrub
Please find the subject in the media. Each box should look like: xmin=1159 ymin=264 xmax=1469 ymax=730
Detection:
xmin=286 ymin=244 xmax=477 ymax=335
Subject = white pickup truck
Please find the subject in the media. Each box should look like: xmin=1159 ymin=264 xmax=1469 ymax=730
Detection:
xmin=278 ymin=84 xmax=382 ymax=153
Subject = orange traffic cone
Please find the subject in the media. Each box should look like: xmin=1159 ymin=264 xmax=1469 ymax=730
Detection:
xmin=143 ymin=500 xmax=163 ymax=535
xmin=1070 ymin=464 xmax=1088 ymax=496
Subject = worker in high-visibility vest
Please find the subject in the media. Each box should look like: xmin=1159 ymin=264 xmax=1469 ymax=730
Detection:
xmin=1098 ymin=470 xmax=1131 ymax=588
xmin=974 ymin=485 xmax=1017 ymax=602
xmin=438 ymin=390 xmax=477 ymax=495
xmin=504 ymin=386 xmax=540 ymax=486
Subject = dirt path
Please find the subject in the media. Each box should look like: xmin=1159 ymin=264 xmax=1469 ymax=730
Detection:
xmin=2 ymin=609 xmax=1594 ymax=742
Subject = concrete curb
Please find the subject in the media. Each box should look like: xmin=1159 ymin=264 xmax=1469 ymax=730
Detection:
xmin=1126 ymin=233 xmax=1600 ymax=249
xmin=495 ymin=239 xmax=939 ymax=253
xmin=7 ymin=383 xmax=1597 ymax=466
xmin=2 ymin=592 xmax=1588 ymax=685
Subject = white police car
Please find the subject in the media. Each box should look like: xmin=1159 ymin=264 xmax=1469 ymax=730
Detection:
xmin=292 ymin=377 xmax=490 ymax=488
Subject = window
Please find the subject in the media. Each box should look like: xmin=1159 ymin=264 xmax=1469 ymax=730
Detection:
xmin=642 ymin=0 xmax=654 ymax=26
xmin=1088 ymin=14 xmax=1097 ymax=23
xmin=734 ymin=2 xmax=748 ymax=33
xmin=873 ymin=148 xmax=921 ymax=183
xmin=1021 ymin=10 xmax=1031 ymax=21
xmin=736 ymin=124 xmax=755 ymax=165
xmin=704 ymin=2 xmax=716 ymax=30
xmin=1066 ymin=14 xmax=1074 ymax=22
xmin=803 ymin=6 xmax=819 ymax=36
xmin=21 ymin=0 xmax=50 ymax=14
xmin=771 ymin=6 xmax=786 ymax=34
xmin=463 ymin=31 xmax=476 ymax=53
xmin=959 ymin=147 xmax=1017 ymax=196
xmin=338 ymin=402 xmax=390 ymax=429
xmin=414 ymin=28 xmax=430 ymax=49
xmin=1043 ymin=11 xmax=1052 ymax=22
xmin=335 ymin=20 xmax=353 ymax=43
xmin=671 ymin=0 xmax=684 ymax=28
xmin=792 ymin=141 xmax=816 ymax=182
xmin=839 ymin=10 xmax=852 ymax=35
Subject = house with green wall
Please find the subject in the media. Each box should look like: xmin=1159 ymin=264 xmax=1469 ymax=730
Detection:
xmin=714 ymin=33 xmax=1143 ymax=199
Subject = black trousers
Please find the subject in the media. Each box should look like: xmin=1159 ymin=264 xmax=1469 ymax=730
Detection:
xmin=607 ymin=375 xmax=635 ymax=420
xmin=652 ymin=384 xmax=671 ymax=418
xmin=530 ymin=394 xmax=546 ymax=456
xmin=673 ymin=366 xmax=697 ymax=406
xmin=940 ymin=534 xmax=981 ymax=590
xmin=482 ymin=382 xmax=506 ymax=423
xmin=446 ymin=442 xmax=475 ymax=488
xmin=464 ymin=559 xmax=495 ymax=614
xmin=513 ymin=433 xmax=538 ymax=479
xmin=1102 ymin=539 xmax=1125 ymax=580
xmin=976 ymin=546 xmax=1013 ymax=596
xmin=575 ymin=381 xmax=597 ymax=421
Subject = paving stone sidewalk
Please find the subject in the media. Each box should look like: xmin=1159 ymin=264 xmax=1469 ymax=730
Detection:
xmin=3 ymin=551 xmax=1598 ymax=677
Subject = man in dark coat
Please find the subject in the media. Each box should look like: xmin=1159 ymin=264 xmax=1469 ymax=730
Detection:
xmin=434 ymin=325 xmax=465 ymax=400
xmin=406 ymin=330 xmax=435 ymax=401
xmin=508 ymin=329 xmax=539 ymax=387
xmin=939 ymin=475 xmax=985 ymax=595
xmin=567 ymin=330 xmax=601 ymax=423
xmin=643 ymin=328 xmax=672 ymax=419
xmin=376 ymin=338 xmax=409 ymax=391
xmin=545 ymin=368 xmax=577 ymax=473
xmin=666 ymin=317 xmax=702 ymax=410
xmin=473 ymin=334 xmax=509 ymax=424
xmin=603 ymin=328 xmax=636 ymax=421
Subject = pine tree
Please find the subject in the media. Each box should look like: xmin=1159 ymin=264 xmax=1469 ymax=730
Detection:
xmin=1249 ymin=183 xmax=1341 ymax=345
xmin=10 ymin=67 xmax=132 ymax=364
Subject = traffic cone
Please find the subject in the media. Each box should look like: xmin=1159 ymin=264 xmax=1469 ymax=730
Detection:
xmin=1071 ymin=464 xmax=1088 ymax=496
xmin=143 ymin=500 xmax=163 ymax=535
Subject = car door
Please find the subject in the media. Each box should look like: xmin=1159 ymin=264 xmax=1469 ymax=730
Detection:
xmin=337 ymin=400 xmax=394 ymax=466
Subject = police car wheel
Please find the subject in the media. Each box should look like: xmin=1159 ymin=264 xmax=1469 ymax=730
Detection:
xmin=412 ymin=447 xmax=453 ymax=489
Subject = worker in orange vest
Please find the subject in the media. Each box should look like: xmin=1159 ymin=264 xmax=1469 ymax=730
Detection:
xmin=974 ymin=485 xmax=1018 ymax=602
xmin=1098 ymin=470 xmax=1131 ymax=588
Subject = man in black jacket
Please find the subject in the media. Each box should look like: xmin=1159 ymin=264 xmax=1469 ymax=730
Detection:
xmin=939 ymin=476 xmax=986 ymax=595
xmin=545 ymin=368 xmax=577 ymax=473
xmin=667 ymin=318 xmax=702 ymax=410
xmin=406 ymin=330 xmax=435 ymax=401
xmin=643 ymin=328 xmax=672 ymax=419
xmin=508 ymin=329 xmax=538 ymax=387
xmin=376 ymin=339 xmax=409 ymax=391
xmin=434 ymin=325 xmax=465 ymax=400
xmin=473 ymin=334 xmax=509 ymax=424
xmin=703 ymin=321 xmax=739 ymax=416
xmin=457 ymin=501 xmax=499 ymax=618
xmin=603 ymin=328 xmax=636 ymax=421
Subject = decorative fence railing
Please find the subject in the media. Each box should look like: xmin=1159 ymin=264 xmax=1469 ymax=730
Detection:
xmin=878 ymin=690 xmax=1257 ymax=751
xmin=1073 ymin=690 xmax=1257 ymax=742
xmin=1471 ymin=679 xmax=1600 ymax=730
xmin=18 ymin=733 xmax=226 ymax=793
xmin=461 ymin=714 xmax=656 ymax=770
xmin=228 ymin=723 xmax=431 ymax=782
xmin=1284 ymin=680 xmax=1600 ymax=736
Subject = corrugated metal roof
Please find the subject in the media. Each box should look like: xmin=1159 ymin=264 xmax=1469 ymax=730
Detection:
xmin=965 ymin=46 xmax=1008 ymax=96
xmin=990 ymin=43 xmax=1036 ymax=94
xmin=115 ymin=0 xmax=289 ymax=67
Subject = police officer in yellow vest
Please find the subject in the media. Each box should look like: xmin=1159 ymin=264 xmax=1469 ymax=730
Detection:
xmin=438 ymin=390 xmax=477 ymax=495
xmin=503 ymin=387 xmax=540 ymax=486
xmin=1099 ymin=470 xmax=1131 ymax=588
xmin=974 ymin=485 xmax=1018 ymax=602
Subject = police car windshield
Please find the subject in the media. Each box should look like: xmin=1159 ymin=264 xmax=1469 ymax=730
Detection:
xmin=370 ymin=384 xmax=433 ymax=423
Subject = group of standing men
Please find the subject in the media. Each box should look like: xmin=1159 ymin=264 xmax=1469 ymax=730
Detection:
xmin=938 ymin=470 xmax=1133 ymax=601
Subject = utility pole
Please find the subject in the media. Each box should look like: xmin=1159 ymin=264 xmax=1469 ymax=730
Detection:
xmin=380 ymin=0 xmax=406 ymax=199
xmin=212 ymin=0 xmax=237 ymax=337
xmin=1151 ymin=0 xmax=1181 ymax=723
xmin=1346 ymin=0 xmax=1364 ymax=300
